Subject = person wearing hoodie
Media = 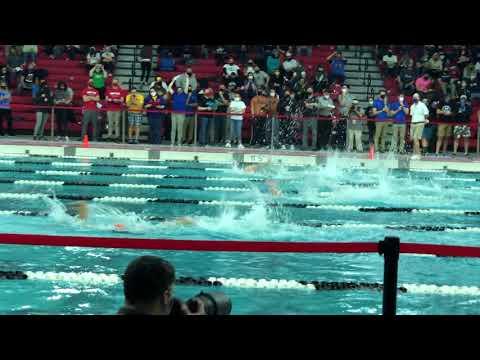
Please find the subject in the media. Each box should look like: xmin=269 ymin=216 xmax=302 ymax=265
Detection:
xmin=33 ymin=79 xmax=53 ymax=140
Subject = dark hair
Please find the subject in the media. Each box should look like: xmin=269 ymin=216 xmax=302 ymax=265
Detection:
xmin=122 ymin=256 xmax=175 ymax=305
xmin=57 ymin=81 xmax=67 ymax=90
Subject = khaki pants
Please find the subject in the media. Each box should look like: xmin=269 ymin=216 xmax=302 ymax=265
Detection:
xmin=410 ymin=123 xmax=424 ymax=141
xmin=390 ymin=124 xmax=406 ymax=152
xmin=347 ymin=129 xmax=363 ymax=152
xmin=183 ymin=115 xmax=195 ymax=143
xmin=107 ymin=111 xmax=121 ymax=139
xmin=171 ymin=113 xmax=185 ymax=145
xmin=374 ymin=122 xmax=389 ymax=151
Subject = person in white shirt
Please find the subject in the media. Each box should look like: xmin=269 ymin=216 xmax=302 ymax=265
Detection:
xmin=226 ymin=94 xmax=246 ymax=149
xmin=223 ymin=58 xmax=241 ymax=86
xmin=409 ymin=93 xmax=429 ymax=159
xmin=382 ymin=49 xmax=398 ymax=78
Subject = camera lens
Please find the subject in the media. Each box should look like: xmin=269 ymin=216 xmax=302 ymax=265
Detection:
xmin=188 ymin=291 xmax=232 ymax=315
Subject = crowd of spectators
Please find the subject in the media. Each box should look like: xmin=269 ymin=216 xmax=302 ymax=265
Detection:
xmin=1 ymin=44 xmax=479 ymax=157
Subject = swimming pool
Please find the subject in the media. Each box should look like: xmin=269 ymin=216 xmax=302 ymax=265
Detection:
xmin=0 ymin=154 xmax=479 ymax=315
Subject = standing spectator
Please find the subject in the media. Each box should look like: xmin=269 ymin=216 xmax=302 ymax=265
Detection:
xmin=214 ymin=85 xmax=230 ymax=145
xmin=339 ymin=85 xmax=354 ymax=149
xmin=302 ymin=87 xmax=320 ymax=150
xmin=453 ymin=95 xmax=472 ymax=155
xmin=278 ymin=89 xmax=299 ymax=150
xmin=409 ymin=93 xmax=430 ymax=159
xmin=435 ymin=97 xmax=455 ymax=155
xmin=33 ymin=80 xmax=53 ymax=140
xmin=415 ymin=73 xmax=433 ymax=98
xmin=215 ymin=46 xmax=226 ymax=66
xmin=253 ymin=66 xmax=270 ymax=90
xmin=139 ymin=45 xmax=153 ymax=85
xmin=125 ymin=87 xmax=144 ymax=144
xmin=462 ymin=62 xmax=476 ymax=83
xmin=89 ymin=63 xmax=107 ymax=100
xmin=281 ymin=52 xmax=299 ymax=76
xmin=158 ymin=51 xmax=176 ymax=72
xmin=382 ymin=49 xmax=398 ymax=78
xmin=183 ymin=86 xmax=198 ymax=145
xmin=17 ymin=62 xmax=37 ymax=96
xmin=22 ymin=45 xmax=38 ymax=64
xmin=222 ymin=58 xmax=241 ymax=87
xmin=316 ymin=89 xmax=336 ymax=150
xmin=398 ymin=61 xmax=416 ymax=96
xmin=268 ymin=69 xmax=284 ymax=97
xmin=86 ymin=47 xmax=101 ymax=71
xmin=388 ymin=94 xmax=409 ymax=153
xmin=243 ymin=59 xmax=256 ymax=77
xmin=266 ymin=50 xmax=281 ymax=75
xmin=225 ymin=93 xmax=247 ymax=149
xmin=145 ymin=87 xmax=167 ymax=145
xmin=313 ymin=66 xmax=328 ymax=93
xmin=81 ymin=80 xmax=100 ymax=141
xmin=149 ymin=75 xmax=168 ymax=94
xmin=398 ymin=52 xmax=414 ymax=70
xmin=101 ymin=46 xmax=116 ymax=75
xmin=265 ymin=89 xmax=280 ymax=148
xmin=346 ymin=100 xmax=364 ymax=152
xmin=372 ymin=90 xmax=390 ymax=153
xmin=0 ymin=81 xmax=13 ymax=136
xmin=197 ymin=88 xmax=218 ymax=146
xmin=327 ymin=51 xmax=347 ymax=84
xmin=421 ymin=98 xmax=439 ymax=154
xmin=53 ymin=81 xmax=74 ymax=141
xmin=365 ymin=96 xmax=377 ymax=146
xmin=242 ymin=73 xmax=258 ymax=104
xmin=250 ymin=88 xmax=270 ymax=146
xmin=170 ymin=86 xmax=188 ymax=146
xmin=105 ymin=79 xmax=124 ymax=141
xmin=6 ymin=46 xmax=23 ymax=88
xmin=457 ymin=48 xmax=471 ymax=74
xmin=174 ymin=68 xmax=198 ymax=92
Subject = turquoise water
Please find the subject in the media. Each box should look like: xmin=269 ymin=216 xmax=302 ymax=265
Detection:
xmin=0 ymin=154 xmax=479 ymax=314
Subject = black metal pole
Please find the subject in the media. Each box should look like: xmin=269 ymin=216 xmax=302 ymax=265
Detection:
xmin=378 ymin=236 xmax=400 ymax=316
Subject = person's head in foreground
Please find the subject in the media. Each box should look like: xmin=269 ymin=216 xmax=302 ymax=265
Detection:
xmin=119 ymin=255 xmax=205 ymax=315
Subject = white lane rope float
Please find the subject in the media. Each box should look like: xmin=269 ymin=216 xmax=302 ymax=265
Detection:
xmin=3 ymin=271 xmax=480 ymax=297
xmin=0 ymin=192 xmax=479 ymax=215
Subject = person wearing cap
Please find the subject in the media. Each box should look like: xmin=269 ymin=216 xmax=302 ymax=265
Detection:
xmin=125 ymin=87 xmax=144 ymax=144
xmin=81 ymin=80 xmax=101 ymax=142
xmin=105 ymin=79 xmax=124 ymax=141
xmin=32 ymin=79 xmax=53 ymax=140
xmin=372 ymin=90 xmax=390 ymax=153
xmin=388 ymin=94 xmax=409 ymax=153
xmin=197 ymin=88 xmax=218 ymax=146
xmin=346 ymin=100 xmax=365 ymax=152
xmin=452 ymin=94 xmax=472 ymax=155
xmin=409 ymin=93 xmax=430 ymax=159
xmin=316 ymin=89 xmax=336 ymax=150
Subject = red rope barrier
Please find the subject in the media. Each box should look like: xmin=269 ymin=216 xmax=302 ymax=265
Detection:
xmin=1 ymin=233 xmax=480 ymax=258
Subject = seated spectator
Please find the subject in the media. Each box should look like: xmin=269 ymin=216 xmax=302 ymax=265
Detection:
xmin=101 ymin=46 xmax=116 ymax=75
xmin=200 ymin=45 xmax=209 ymax=59
xmin=52 ymin=45 xmax=65 ymax=59
xmin=118 ymin=255 xmax=205 ymax=315
xmin=54 ymin=81 xmax=74 ymax=141
xmin=6 ymin=46 xmax=24 ymax=88
xmin=174 ymin=67 xmax=198 ymax=92
xmin=463 ymin=62 xmax=477 ymax=83
xmin=382 ymin=49 xmax=398 ymax=78
xmin=33 ymin=79 xmax=53 ymax=140
xmin=327 ymin=51 xmax=347 ymax=85
xmin=425 ymin=52 xmax=443 ymax=78
xmin=222 ymin=57 xmax=241 ymax=86
xmin=182 ymin=45 xmax=194 ymax=65
xmin=281 ymin=52 xmax=299 ymax=76
xmin=226 ymin=93 xmax=247 ymax=149
xmin=297 ymin=45 xmax=312 ymax=57
xmin=435 ymin=95 xmax=455 ymax=155
xmin=145 ymin=87 xmax=167 ymax=145
xmin=398 ymin=61 xmax=416 ymax=96
xmin=0 ymin=81 xmax=13 ymax=136
xmin=139 ymin=45 xmax=153 ymax=85
xmin=158 ymin=51 xmax=176 ymax=72
xmin=253 ymin=66 xmax=269 ymax=90
xmin=475 ymin=56 xmax=480 ymax=81
xmin=415 ymin=73 xmax=433 ymax=98
xmin=22 ymin=45 xmax=38 ymax=64
xmin=89 ymin=63 xmax=108 ymax=100
xmin=243 ymin=59 xmax=256 ymax=77
xmin=125 ymin=87 xmax=144 ymax=144
xmin=313 ymin=66 xmax=328 ymax=93
xmin=86 ymin=47 xmax=101 ymax=71
xmin=105 ymin=79 xmax=124 ymax=141
xmin=17 ymin=62 xmax=37 ymax=96
xmin=388 ymin=94 xmax=409 ymax=153
xmin=266 ymin=50 xmax=281 ymax=75
xmin=453 ymin=94 xmax=472 ymax=155
xmin=398 ymin=52 xmax=414 ymax=70
xmin=457 ymin=48 xmax=471 ymax=73
xmin=215 ymin=46 xmax=226 ymax=66
xmin=65 ymin=45 xmax=82 ymax=61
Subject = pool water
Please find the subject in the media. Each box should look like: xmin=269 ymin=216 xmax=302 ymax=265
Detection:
xmin=0 ymin=154 xmax=479 ymax=315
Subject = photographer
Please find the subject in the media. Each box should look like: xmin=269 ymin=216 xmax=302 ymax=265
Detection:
xmin=118 ymin=256 xmax=206 ymax=315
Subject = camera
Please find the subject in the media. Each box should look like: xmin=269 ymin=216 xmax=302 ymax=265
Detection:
xmin=170 ymin=291 xmax=232 ymax=316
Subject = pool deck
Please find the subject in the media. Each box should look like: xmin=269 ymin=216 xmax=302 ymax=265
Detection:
xmin=0 ymin=137 xmax=479 ymax=172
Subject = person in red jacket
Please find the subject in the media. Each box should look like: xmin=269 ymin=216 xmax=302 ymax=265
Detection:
xmin=105 ymin=78 xmax=124 ymax=141
xmin=81 ymin=80 xmax=100 ymax=141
